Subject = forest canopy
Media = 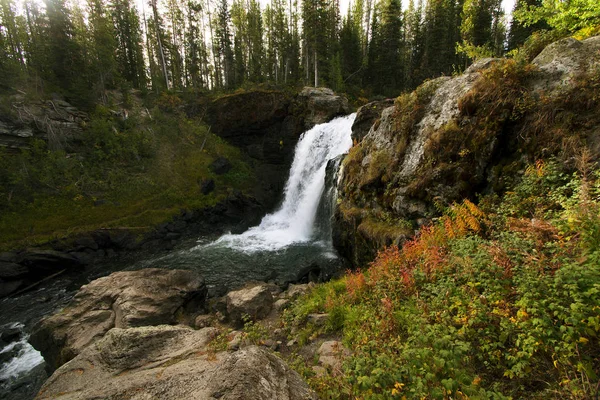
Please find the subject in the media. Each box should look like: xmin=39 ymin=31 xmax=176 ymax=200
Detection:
xmin=0 ymin=0 xmax=599 ymax=103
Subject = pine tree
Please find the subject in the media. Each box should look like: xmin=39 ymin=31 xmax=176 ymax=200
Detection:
xmin=214 ymin=0 xmax=234 ymax=88
xmin=339 ymin=9 xmax=363 ymax=88
xmin=379 ymin=0 xmax=404 ymax=94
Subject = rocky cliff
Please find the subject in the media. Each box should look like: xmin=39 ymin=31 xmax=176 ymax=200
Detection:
xmin=334 ymin=35 xmax=600 ymax=266
xmin=203 ymin=87 xmax=349 ymax=208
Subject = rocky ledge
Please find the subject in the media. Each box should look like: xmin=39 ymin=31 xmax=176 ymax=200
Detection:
xmin=29 ymin=270 xmax=320 ymax=399
xmin=36 ymin=326 xmax=316 ymax=400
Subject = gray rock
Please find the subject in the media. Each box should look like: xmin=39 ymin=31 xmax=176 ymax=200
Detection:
xmin=318 ymin=340 xmax=350 ymax=372
xmin=532 ymin=36 xmax=600 ymax=93
xmin=30 ymin=268 xmax=207 ymax=372
xmin=285 ymin=283 xmax=313 ymax=299
xmin=351 ymin=99 xmax=395 ymax=143
xmin=194 ymin=314 xmax=214 ymax=329
xmin=274 ymin=298 xmax=289 ymax=311
xmin=307 ymin=313 xmax=329 ymax=327
xmin=226 ymin=283 xmax=274 ymax=326
xmin=227 ymin=331 xmax=244 ymax=351
xmin=36 ymin=325 xmax=316 ymax=400
xmin=298 ymin=87 xmax=351 ymax=129
xmin=0 ymin=97 xmax=88 ymax=150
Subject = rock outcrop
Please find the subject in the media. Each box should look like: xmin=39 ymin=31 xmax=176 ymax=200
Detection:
xmin=0 ymin=250 xmax=86 ymax=298
xmin=30 ymin=268 xmax=207 ymax=372
xmin=351 ymin=98 xmax=394 ymax=143
xmin=334 ymin=35 xmax=600 ymax=266
xmin=0 ymin=95 xmax=88 ymax=150
xmin=297 ymin=87 xmax=350 ymax=129
xmin=225 ymin=282 xmax=274 ymax=326
xmin=35 ymin=325 xmax=317 ymax=400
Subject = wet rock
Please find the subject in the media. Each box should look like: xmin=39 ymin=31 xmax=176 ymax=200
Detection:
xmin=36 ymin=325 xmax=316 ymax=400
xmin=167 ymin=220 xmax=187 ymax=233
xmin=165 ymin=232 xmax=182 ymax=240
xmin=0 ymin=252 xmax=18 ymax=262
xmin=0 ymin=279 xmax=23 ymax=297
xmin=17 ymin=250 xmax=82 ymax=272
xmin=209 ymin=156 xmax=232 ymax=175
xmin=1 ymin=326 xmax=23 ymax=343
xmin=225 ymin=283 xmax=274 ymax=327
xmin=72 ymin=236 xmax=98 ymax=251
xmin=30 ymin=268 xmax=207 ymax=372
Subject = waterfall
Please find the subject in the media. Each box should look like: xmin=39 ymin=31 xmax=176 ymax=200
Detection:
xmin=209 ymin=113 xmax=355 ymax=252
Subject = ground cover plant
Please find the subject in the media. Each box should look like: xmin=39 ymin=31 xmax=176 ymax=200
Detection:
xmin=285 ymin=156 xmax=600 ymax=399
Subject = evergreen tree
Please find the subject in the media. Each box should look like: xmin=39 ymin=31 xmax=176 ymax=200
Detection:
xmin=339 ymin=9 xmax=363 ymax=88
xmin=379 ymin=0 xmax=404 ymax=94
xmin=214 ymin=0 xmax=234 ymax=88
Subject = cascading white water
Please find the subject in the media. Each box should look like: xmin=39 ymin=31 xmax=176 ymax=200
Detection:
xmin=208 ymin=113 xmax=355 ymax=252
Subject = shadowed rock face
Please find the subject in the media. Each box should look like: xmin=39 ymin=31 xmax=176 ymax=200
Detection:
xmin=35 ymin=325 xmax=317 ymax=400
xmin=205 ymin=88 xmax=350 ymax=211
xmin=29 ymin=269 xmax=207 ymax=373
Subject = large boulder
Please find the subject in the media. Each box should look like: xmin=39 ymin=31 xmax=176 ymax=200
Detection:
xmin=30 ymin=268 xmax=207 ymax=372
xmin=225 ymin=283 xmax=274 ymax=326
xmin=531 ymin=35 xmax=600 ymax=93
xmin=36 ymin=325 xmax=317 ymax=400
xmin=298 ymin=87 xmax=350 ymax=129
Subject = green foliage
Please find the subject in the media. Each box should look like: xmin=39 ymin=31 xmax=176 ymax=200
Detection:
xmin=514 ymin=0 xmax=600 ymax=35
xmin=287 ymin=160 xmax=600 ymax=399
xmin=242 ymin=315 xmax=269 ymax=345
xmin=0 ymin=105 xmax=255 ymax=250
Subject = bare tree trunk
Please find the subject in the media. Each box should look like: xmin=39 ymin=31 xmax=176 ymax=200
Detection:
xmin=364 ymin=0 xmax=372 ymax=55
xmin=151 ymin=0 xmax=170 ymax=90
xmin=314 ymin=49 xmax=318 ymax=87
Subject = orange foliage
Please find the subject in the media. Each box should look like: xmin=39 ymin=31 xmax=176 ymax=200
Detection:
xmin=346 ymin=269 xmax=367 ymax=301
xmin=352 ymin=199 xmax=488 ymax=297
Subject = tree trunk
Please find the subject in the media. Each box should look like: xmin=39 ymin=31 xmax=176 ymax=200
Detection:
xmin=151 ymin=0 xmax=170 ymax=90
